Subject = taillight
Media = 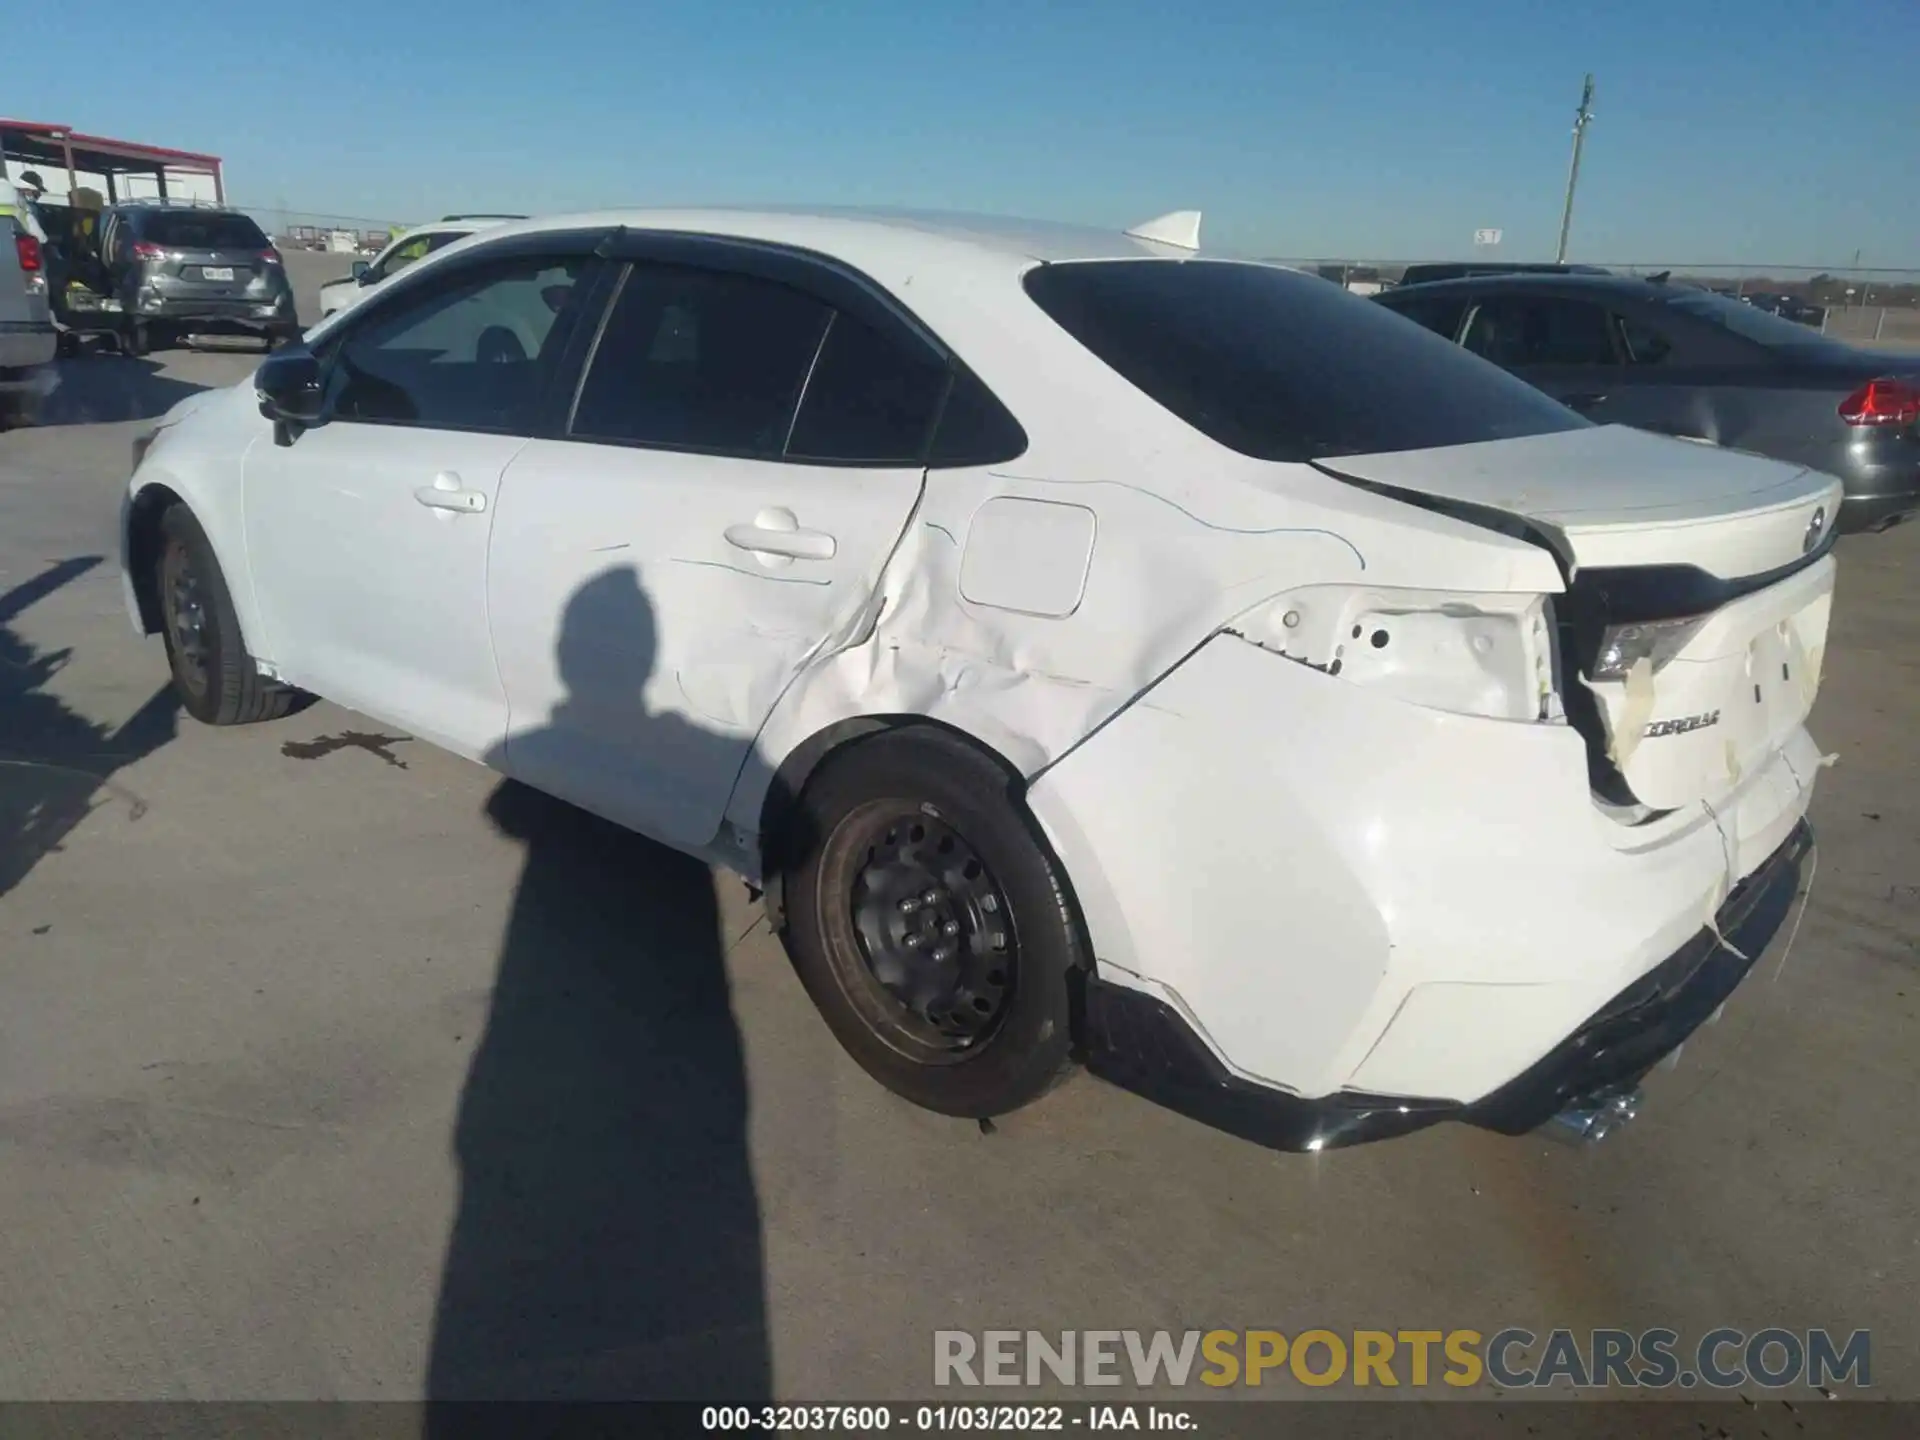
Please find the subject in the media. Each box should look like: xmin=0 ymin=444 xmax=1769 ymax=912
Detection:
xmin=131 ymin=240 xmax=168 ymax=260
xmin=1839 ymin=378 xmax=1920 ymax=428
xmin=259 ymin=247 xmax=282 ymax=266
xmin=14 ymin=232 xmax=41 ymax=272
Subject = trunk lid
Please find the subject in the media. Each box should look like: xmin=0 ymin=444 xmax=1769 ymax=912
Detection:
xmin=1315 ymin=423 xmax=1841 ymax=812
xmin=1313 ymin=423 xmax=1841 ymax=579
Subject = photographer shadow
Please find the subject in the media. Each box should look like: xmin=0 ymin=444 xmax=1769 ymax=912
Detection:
xmin=428 ymin=566 xmax=772 ymax=1401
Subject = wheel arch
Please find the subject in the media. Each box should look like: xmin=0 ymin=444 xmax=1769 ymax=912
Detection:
xmin=751 ymin=713 xmax=1038 ymax=931
xmin=122 ymin=437 xmax=268 ymax=668
xmin=752 ymin=710 xmax=1102 ymax=1070
xmin=125 ymin=480 xmax=185 ymax=634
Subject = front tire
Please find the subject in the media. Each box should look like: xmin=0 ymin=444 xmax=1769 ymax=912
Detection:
xmin=780 ymin=728 xmax=1088 ymax=1119
xmin=156 ymin=504 xmax=302 ymax=726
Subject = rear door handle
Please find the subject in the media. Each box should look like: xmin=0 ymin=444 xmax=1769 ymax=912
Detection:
xmin=724 ymin=507 xmax=837 ymax=561
xmin=414 ymin=472 xmax=487 ymax=514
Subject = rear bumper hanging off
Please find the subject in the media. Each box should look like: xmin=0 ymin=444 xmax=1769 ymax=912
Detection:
xmin=1082 ymin=819 xmax=1813 ymax=1152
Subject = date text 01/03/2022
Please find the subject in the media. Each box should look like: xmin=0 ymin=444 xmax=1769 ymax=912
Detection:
xmin=700 ymin=1404 xmax=1197 ymax=1431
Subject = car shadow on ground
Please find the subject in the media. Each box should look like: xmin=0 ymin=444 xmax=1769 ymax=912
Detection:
xmin=0 ymin=557 xmax=180 ymax=903
xmin=428 ymin=566 xmax=776 ymax=1403
xmin=31 ymin=357 xmax=211 ymax=426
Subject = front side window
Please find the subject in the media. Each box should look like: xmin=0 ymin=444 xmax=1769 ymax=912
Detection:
xmin=571 ymin=262 xmax=831 ymax=456
xmin=1385 ymin=295 xmax=1469 ymax=342
xmin=1024 ymin=260 xmax=1586 ymax=463
xmin=329 ymin=253 xmax=586 ymax=432
xmin=1461 ymin=297 xmax=1618 ymax=367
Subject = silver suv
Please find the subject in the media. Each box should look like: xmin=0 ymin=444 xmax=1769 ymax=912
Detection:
xmin=99 ymin=204 xmax=299 ymax=354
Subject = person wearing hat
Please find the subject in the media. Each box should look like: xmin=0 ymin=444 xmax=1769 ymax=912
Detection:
xmin=2 ymin=170 xmax=49 ymax=241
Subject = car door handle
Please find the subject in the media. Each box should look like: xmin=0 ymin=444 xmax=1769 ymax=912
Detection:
xmin=413 ymin=472 xmax=487 ymax=514
xmin=724 ymin=510 xmax=836 ymax=561
xmin=1564 ymin=392 xmax=1609 ymax=412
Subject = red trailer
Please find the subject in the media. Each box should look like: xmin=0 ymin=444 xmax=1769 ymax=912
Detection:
xmin=2 ymin=118 xmax=224 ymax=204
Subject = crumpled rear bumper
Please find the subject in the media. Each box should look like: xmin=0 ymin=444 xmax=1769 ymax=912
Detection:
xmin=1083 ymin=819 xmax=1812 ymax=1151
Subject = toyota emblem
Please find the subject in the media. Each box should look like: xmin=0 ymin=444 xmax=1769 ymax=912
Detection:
xmin=1804 ymin=505 xmax=1826 ymax=554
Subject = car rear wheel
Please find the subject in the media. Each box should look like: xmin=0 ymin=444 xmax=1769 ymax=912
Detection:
xmin=779 ymin=728 xmax=1088 ymax=1119
xmin=156 ymin=504 xmax=303 ymax=726
xmin=122 ymin=321 xmax=149 ymax=357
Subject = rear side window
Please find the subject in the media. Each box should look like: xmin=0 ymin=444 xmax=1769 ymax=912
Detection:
xmin=1617 ymin=314 xmax=1674 ymax=366
xmin=572 ymin=262 xmax=831 ymax=456
xmin=140 ymin=210 xmax=269 ymax=250
xmin=927 ymin=368 xmax=1028 ymax=467
xmin=1024 ymin=260 xmax=1586 ymax=463
xmin=786 ymin=311 xmax=949 ymax=464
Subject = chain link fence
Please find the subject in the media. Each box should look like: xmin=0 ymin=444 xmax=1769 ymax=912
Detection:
xmin=222 ymin=202 xmax=1920 ymax=349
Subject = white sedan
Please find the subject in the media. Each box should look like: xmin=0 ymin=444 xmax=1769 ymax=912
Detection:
xmin=120 ymin=206 xmax=1836 ymax=1150
xmin=315 ymin=213 xmax=523 ymax=317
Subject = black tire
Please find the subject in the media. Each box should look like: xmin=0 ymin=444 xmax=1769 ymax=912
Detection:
xmin=156 ymin=504 xmax=302 ymax=726
xmin=122 ymin=321 xmax=149 ymax=357
xmin=55 ymin=330 xmax=80 ymax=359
xmin=780 ymin=727 xmax=1088 ymax=1118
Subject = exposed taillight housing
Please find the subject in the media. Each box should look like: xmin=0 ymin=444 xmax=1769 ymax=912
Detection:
xmin=1839 ymin=378 xmax=1920 ymax=428
xmin=259 ymin=247 xmax=282 ymax=266
xmin=131 ymin=240 xmax=167 ymax=260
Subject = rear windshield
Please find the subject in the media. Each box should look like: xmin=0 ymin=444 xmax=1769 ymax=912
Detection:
xmin=1024 ymin=260 xmax=1589 ymax=463
xmin=141 ymin=211 xmax=269 ymax=250
xmin=1658 ymin=289 xmax=1839 ymax=351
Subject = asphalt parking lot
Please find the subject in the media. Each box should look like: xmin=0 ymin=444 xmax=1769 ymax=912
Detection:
xmin=1 ymin=348 xmax=1916 ymax=1411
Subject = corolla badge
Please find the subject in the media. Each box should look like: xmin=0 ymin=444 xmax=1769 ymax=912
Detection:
xmin=1804 ymin=505 xmax=1827 ymax=554
xmin=1643 ymin=710 xmax=1721 ymax=739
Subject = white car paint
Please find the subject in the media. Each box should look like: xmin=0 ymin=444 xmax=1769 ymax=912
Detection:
xmin=122 ymin=205 xmax=1837 ymax=1125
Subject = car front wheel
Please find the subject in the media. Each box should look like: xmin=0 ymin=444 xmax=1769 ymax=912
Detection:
xmin=156 ymin=504 xmax=303 ymax=726
xmin=779 ymin=728 xmax=1088 ymax=1119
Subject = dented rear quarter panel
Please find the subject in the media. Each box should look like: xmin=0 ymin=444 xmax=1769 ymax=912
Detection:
xmin=721 ymin=433 xmax=1570 ymax=857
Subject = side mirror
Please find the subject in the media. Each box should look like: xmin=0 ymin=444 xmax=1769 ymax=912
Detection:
xmin=350 ymin=259 xmax=370 ymax=280
xmin=255 ymin=348 xmax=326 ymax=432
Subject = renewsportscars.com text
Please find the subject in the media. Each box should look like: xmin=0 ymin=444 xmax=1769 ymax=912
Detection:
xmin=934 ymin=1328 xmax=1871 ymax=1390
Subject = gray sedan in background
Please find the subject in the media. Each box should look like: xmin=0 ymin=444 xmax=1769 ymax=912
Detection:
xmin=1378 ymin=273 xmax=1919 ymax=533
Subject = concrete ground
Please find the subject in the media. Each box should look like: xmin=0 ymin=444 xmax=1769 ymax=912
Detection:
xmin=0 ymin=349 xmax=1915 ymax=1411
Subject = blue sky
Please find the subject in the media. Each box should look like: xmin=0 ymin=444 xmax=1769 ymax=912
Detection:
xmin=7 ymin=0 xmax=1914 ymax=266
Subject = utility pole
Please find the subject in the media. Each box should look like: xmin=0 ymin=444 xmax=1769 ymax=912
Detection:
xmin=1555 ymin=74 xmax=1596 ymax=264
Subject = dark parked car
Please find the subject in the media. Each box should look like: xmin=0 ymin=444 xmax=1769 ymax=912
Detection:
xmin=97 ymin=204 xmax=299 ymax=354
xmin=1395 ymin=261 xmax=1610 ymax=287
xmin=1743 ymin=291 xmax=1827 ymax=327
xmin=1378 ymin=273 xmax=1919 ymax=533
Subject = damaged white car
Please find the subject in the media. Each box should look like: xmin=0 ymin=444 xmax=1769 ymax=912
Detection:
xmin=119 ymin=207 xmax=1835 ymax=1150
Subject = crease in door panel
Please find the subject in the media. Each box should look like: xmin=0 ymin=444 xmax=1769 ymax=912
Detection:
xmin=482 ymin=434 xmax=545 ymax=763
